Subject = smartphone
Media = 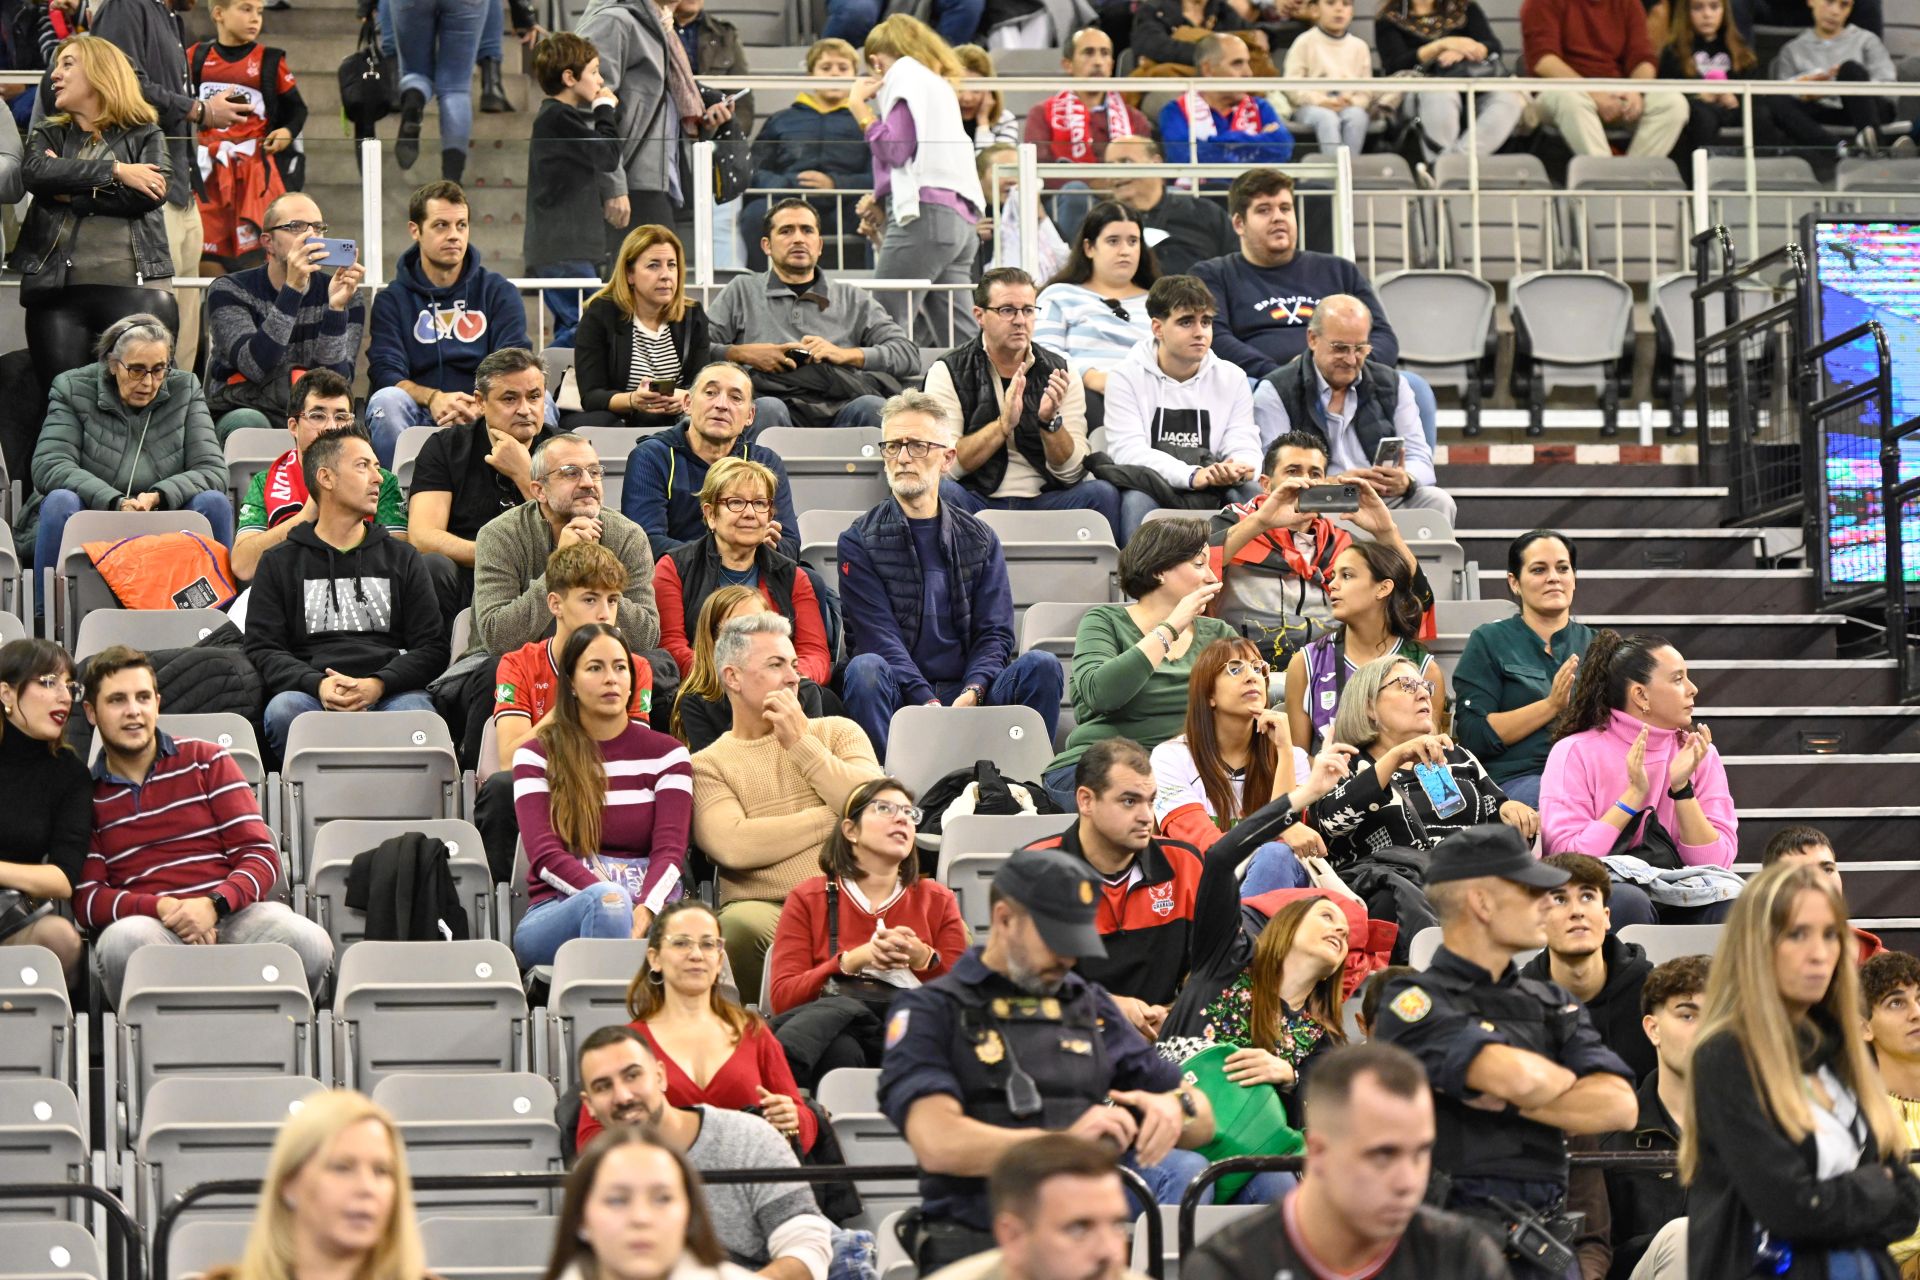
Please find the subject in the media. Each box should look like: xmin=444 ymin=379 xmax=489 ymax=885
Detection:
xmin=786 ymin=347 xmax=813 ymax=365
xmin=644 ymin=376 xmax=677 ymax=394
xmin=1412 ymin=761 xmax=1467 ymax=819
xmin=310 ymin=237 xmax=357 ymax=268
xmin=721 ymin=88 xmax=749 ymax=104
xmin=1372 ymin=436 xmax=1406 ymax=469
xmin=1298 ymin=483 xmax=1360 ymax=514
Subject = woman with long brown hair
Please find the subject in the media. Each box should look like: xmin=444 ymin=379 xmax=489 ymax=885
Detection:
xmin=572 ymin=225 xmax=710 ymax=428
xmin=542 ymin=1125 xmax=756 ymax=1280
xmin=512 ymin=624 xmax=694 ymax=968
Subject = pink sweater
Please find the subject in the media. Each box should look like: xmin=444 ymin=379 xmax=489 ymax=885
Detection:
xmin=1540 ymin=710 xmax=1738 ymax=867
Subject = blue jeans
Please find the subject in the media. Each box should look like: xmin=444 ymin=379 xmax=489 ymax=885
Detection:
xmin=1293 ymin=104 xmax=1370 ymax=155
xmin=940 ymin=476 xmax=1123 ymax=546
xmin=1043 ymin=762 xmax=1078 ymax=813
xmin=753 ymin=394 xmax=885 ymax=430
xmin=1052 ymin=181 xmax=1095 ymax=243
xmin=514 ymin=881 xmax=637 ymax=967
xmin=34 ymin=488 xmax=235 ymax=616
xmin=263 ymin=689 xmax=439 ymax=763
xmin=1499 ymin=772 xmax=1542 ymax=808
xmin=393 ymin=0 xmax=489 ymax=155
xmin=478 ymin=0 xmax=503 ymax=61
xmin=822 ymin=0 xmax=981 ymax=43
xmin=530 ymin=260 xmax=599 ymax=347
xmin=1240 ymin=841 xmax=1311 ymax=897
xmin=365 ymin=385 xmax=561 ymax=466
xmin=841 ymin=650 xmax=1064 ymax=759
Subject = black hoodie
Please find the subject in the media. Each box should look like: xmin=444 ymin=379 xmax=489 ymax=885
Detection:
xmin=1521 ymin=933 xmax=1657 ymax=1084
xmin=243 ymin=521 xmax=450 ymax=700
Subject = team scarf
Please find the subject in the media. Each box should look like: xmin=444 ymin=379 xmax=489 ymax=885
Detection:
xmin=1180 ymin=89 xmax=1264 ymax=141
xmin=1046 ymin=89 xmax=1134 ymax=164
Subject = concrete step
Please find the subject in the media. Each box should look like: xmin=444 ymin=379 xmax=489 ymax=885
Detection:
xmin=1703 ymin=707 xmax=1920 ymax=755
xmin=1724 ymin=754 xmax=1920 ymax=810
xmin=1451 ymin=487 xmax=1730 ymax=529
xmin=1459 ymin=529 xmax=1768 ymax=572
xmin=1476 ymin=569 xmax=1817 ymax=615
xmin=1738 ymin=809 xmax=1920 ymax=861
xmin=1578 ymin=614 xmax=1838 ymax=661
xmin=1688 ymin=659 xmax=1900 ymax=706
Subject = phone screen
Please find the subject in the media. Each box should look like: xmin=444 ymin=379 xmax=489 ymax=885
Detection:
xmin=1373 ymin=436 xmax=1405 ymax=469
xmin=1412 ymin=761 xmax=1467 ymax=819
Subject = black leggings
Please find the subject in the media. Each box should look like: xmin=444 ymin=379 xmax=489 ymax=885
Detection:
xmin=25 ymin=284 xmax=180 ymax=395
xmin=1762 ymin=61 xmax=1896 ymax=148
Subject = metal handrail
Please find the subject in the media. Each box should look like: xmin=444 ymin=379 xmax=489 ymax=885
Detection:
xmin=0 ymin=1181 xmax=146 ymax=1280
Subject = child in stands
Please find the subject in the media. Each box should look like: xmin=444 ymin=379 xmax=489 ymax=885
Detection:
xmin=527 ymin=31 xmax=621 ymax=348
xmin=188 ymin=0 xmax=306 ymax=273
xmin=1768 ymin=0 xmax=1896 ymax=154
xmin=1282 ymin=0 xmax=1383 ymax=156
xmin=1658 ymin=0 xmax=1757 ymax=160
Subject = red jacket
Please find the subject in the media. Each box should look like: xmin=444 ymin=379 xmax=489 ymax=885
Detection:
xmin=766 ymin=875 xmax=971 ymax=1014
xmin=1024 ymin=822 xmax=1204 ymax=1008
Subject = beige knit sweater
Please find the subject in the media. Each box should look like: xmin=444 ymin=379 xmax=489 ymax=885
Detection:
xmin=690 ymin=716 xmax=882 ymax=904
xmin=1282 ymin=26 xmax=1378 ymax=112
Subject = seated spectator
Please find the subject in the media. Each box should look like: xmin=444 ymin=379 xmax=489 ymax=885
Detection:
xmin=572 ymin=1026 xmax=835 ymax=1278
xmin=0 ymin=639 xmax=91 ymax=982
xmin=925 ymin=268 xmax=1123 ymax=540
xmin=1452 ymin=530 xmax=1592 ymax=809
xmin=655 ymin=458 xmax=831 ymax=687
xmin=408 ymin=347 xmax=553 ymax=618
xmin=622 ymin=363 xmax=799 ymax=560
xmin=1158 ymin=36 xmax=1294 ymax=169
xmin=691 ymin=613 xmax=881 ymax=1008
xmin=525 ymin=31 xmax=621 ymax=350
xmin=552 ymin=1123 xmax=761 ymax=1280
xmin=479 ymin=542 xmax=653 ymax=884
xmin=837 ymin=391 xmax=1066 ymax=757
xmin=242 ymin=427 xmax=449 ymax=762
xmin=707 ymin=198 xmax=917 ymax=429
xmin=1767 ymin=0 xmax=1896 ymax=152
xmin=1130 ymin=0 xmax=1277 ymax=75
xmin=23 ymin=314 xmax=231 ymax=618
xmin=1658 ymin=0 xmax=1761 ymax=162
xmin=1760 ymin=823 xmax=1884 ymax=962
xmin=1104 ymin=274 xmax=1263 ymax=539
xmin=1727 ymin=0 xmax=1881 ymax=42
xmin=921 ymin=1135 xmax=1146 ymax=1280
xmin=1210 ymin=433 xmax=1436 ymax=668
xmin=765 ymin=776 xmax=968 ymax=1085
xmin=471 ymin=434 xmax=662 ymax=656
xmin=512 ymin=623 xmax=692 ymax=968
xmin=1283 ymin=0 xmax=1384 ymax=156
xmin=1283 ymin=539 xmax=1443 ymax=751
xmin=743 ymin=40 xmax=875 ymax=274
xmin=1518 ymin=854 xmax=1656 ymax=1081
xmin=1521 ymin=0 xmax=1687 ymax=158
xmin=232 ymin=370 xmax=408 ymax=583
xmin=76 ymin=645 xmax=333 ymax=1004
xmin=203 ymin=193 xmax=366 ymax=439
xmin=574 ymin=225 xmax=710 ymax=430
xmin=976 ymin=143 xmax=1070 ymax=283
xmin=365 ymin=181 xmax=541 ymax=467
xmin=1043 ymin=518 xmax=1233 ymax=808
xmin=955 ymin=44 xmax=1021 ymax=149
xmin=671 ymin=588 xmax=834 ymax=753
xmin=1035 ymin=201 xmax=1158 ymax=407
xmin=820 ymin=0 xmax=980 ymax=49
xmin=1193 ymin=169 xmax=1399 ymax=378
xmin=1103 ymin=136 xmax=1238 ymax=278
xmin=1023 ymin=28 xmax=1150 ymax=235
xmin=1376 ymin=0 xmax=1527 ymax=160
xmin=1863 ymin=950 xmax=1920 ymax=1278
xmin=1598 ymin=954 xmax=1708 ymax=1279
xmin=1539 ymin=630 xmax=1737 ymax=927
xmin=575 ymin=899 xmax=820 ymax=1153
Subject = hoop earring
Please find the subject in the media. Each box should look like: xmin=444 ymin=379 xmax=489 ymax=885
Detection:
xmin=648 ymin=969 xmax=664 ymax=985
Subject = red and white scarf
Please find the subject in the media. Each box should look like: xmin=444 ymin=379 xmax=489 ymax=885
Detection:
xmin=1179 ymin=89 xmax=1264 ymax=141
xmin=1047 ymin=89 xmax=1134 ymax=164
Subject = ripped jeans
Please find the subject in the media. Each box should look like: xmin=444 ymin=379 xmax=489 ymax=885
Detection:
xmin=513 ymin=879 xmax=641 ymax=967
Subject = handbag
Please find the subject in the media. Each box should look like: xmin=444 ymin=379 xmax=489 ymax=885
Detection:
xmin=338 ymin=17 xmax=399 ymax=130
xmin=1604 ymin=807 xmax=1684 ymax=872
xmin=0 ymin=888 xmax=50 ymax=943
xmin=1426 ymin=52 xmax=1510 ymax=79
xmin=556 ymin=365 xmax=583 ymax=413
xmin=1300 ymin=855 xmax=1364 ymax=906
xmin=819 ymin=880 xmax=913 ymax=1021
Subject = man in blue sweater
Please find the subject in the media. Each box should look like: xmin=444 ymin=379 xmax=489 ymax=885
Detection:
xmin=836 ymin=392 xmax=1064 ymax=758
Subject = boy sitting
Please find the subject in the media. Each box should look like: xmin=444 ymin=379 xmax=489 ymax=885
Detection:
xmin=1282 ymin=0 xmax=1384 ymax=156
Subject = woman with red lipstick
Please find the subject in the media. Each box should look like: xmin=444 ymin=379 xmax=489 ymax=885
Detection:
xmin=542 ymin=1126 xmax=757 ymax=1280
xmin=0 ymin=639 xmax=89 ymax=984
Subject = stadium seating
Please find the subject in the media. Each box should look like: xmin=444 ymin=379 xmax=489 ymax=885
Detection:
xmin=1132 ymin=1205 xmax=1264 ymax=1280
xmin=883 ymin=705 xmax=1055 ymax=799
xmin=280 ymin=710 xmax=461 ymax=883
xmin=1619 ymin=923 xmax=1724 ymax=966
xmin=937 ymin=813 xmax=1074 ymax=934
xmin=577 ymin=426 xmax=664 ymax=510
xmin=392 ymin=426 xmax=438 ymax=495
xmin=304 ymin=819 xmax=496 ymax=948
xmin=51 ymin=510 xmax=217 ymax=651
xmin=87 ymin=713 xmax=269 ymax=820
xmin=1376 ymin=271 xmax=1496 ymax=434
xmin=0 ymin=1220 xmax=103 ymax=1280
xmin=73 ymin=608 xmax=226 ymax=664
xmin=537 ymin=939 xmax=651 ymax=1090
xmin=977 ymin=508 xmax=1118 ymax=615
xmin=167 ymin=1219 xmax=251 ymax=1280
xmin=797 ymin=508 xmax=863 ymax=583
xmin=0 ymin=945 xmax=80 ymax=1093
xmin=0 ymin=1079 xmax=87 ymax=1221
xmin=1508 ymin=271 xmax=1636 ymax=436
xmin=134 ymin=1076 xmax=325 ymax=1229
xmin=420 ymin=1215 xmax=558 ymax=1280
xmin=754 ymin=427 xmax=887 ymax=514
xmin=326 ymin=940 xmax=529 ymax=1091
xmin=222 ymin=428 xmax=286 ymax=514
xmin=371 ymin=1073 xmax=560 ymax=1217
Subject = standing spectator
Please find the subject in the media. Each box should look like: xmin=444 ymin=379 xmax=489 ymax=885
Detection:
xmin=1282 ymin=0 xmax=1380 ymax=156
xmin=669 ymin=0 xmax=750 ymax=263
xmin=1158 ymin=35 xmax=1293 ymax=169
xmin=743 ymin=39 xmax=873 ymax=273
xmin=575 ymin=225 xmax=710 ymax=429
xmin=846 ymin=16 xmax=986 ymax=344
xmin=836 ymin=391 xmax=1066 ymax=758
xmin=77 ymin=645 xmax=334 ymax=1004
xmin=1767 ymin=0 xmax=1896 ymax=152
xmin=1282 ymin=540 xmax=1442 ymax=752
xmin=1035 ymin=201 xmax=1158 ymax=407
xmin=187 ymin=0 xmax=306 ymax=271
xmin=391 ymin=0 xmax=487 ymax=181
xmin=1376 ymin=0 xmax=1526 ymax=159
xmin=474 ymin=0 xmax=544 ymax=115
xmin=526 ymin=30 xmax=621 ymax=349
xmin=203 ymin=193 xmax=366 ymax=439
xmin=954 ymin=44 xmax=1019 ymax=149
xmin=365 ymin=181 xmax=540 ymax=468
xmin=1522 ymin=0 xmax=1688 ymax=158
xmin=548 ymin=1123 xmax=764 ymax=1280
xmin=1022 ymin=28 xmax=1150 ymax=236
xmin=0 ymin=639 xmax=91 ymax=983
xmin=1517 ymin=854 xmax=1657 ymax=1083
xmin=242 ymin=427 xmax=449 ymax=762
xmin=512 ymin=623 xmax=692 ymax=967
xmin=1102 ymin=136 xmax=1237 ymax=277
xmin=13 ymin=35 xmax=176 ymax=396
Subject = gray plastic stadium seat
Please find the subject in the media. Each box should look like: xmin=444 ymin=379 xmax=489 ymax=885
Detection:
xmin=1132 ymin=1206 xmax=1263 ymax=1280
xmin=798 ymin=508 xmax=863 ymax=583
xmin=167 ymin=1220 xmax=252 ymax=1280
xmin=816 ymin=1067 xmax=881 ymax=1118
xmin=754 ymin=427 xmax=888 ymax=514
xmin=1566 ymin=156 xmax=1688 ymax=282
xmin=539 ymin=345 xmax=574 ymax=388
xmin=883 ymin=705 xmax=1055 ymax=798
xmin=937 ymin=813 xmax=1074 ymax=934
xmin=1618 ymin=923 xmax=1723 ymax=966
xmin=222 ymin=427 xmax=286 ymax=513
xmin=830 ymin=1112 xmax=919 ymax=1225
xmin=577 ymin=425 xmax=664 ymax=511
xmin=1348 ymin=154 xmax=1424 ymax=276
xmin=306 ymin=819 xmax=495 ymax=949
xmin=0 ymin=945 xmax=77 ymax=1090
xmin=1835 ymin=157 xmax=1920 ymax=218
xmin=451 ymin=607 xmax=473 ymax=659
xmin=0 ymin=542 xmax=20 ymax=622
xmin=1376 ymin=271 xmax=1494 ymax=430
xmin=392 ymin=425 xmax=438 ymax=494
xmin=1706 ymin=156 xmax=1819 ymax=262
xmin=1436 ymin=599 xmax=1518 ymax=635
xmin=373 ymin=1073 xmax=560 ymax=1217
xmin=420 ymin=1215 xmax=558 ymax=1280
xmin=89 ymin=714 xmax=268 ymax=817
xmin=74 ymin=608 xmax=227 ymax=663
xmin=541 ymin=939 xmax=651 ymax=1091
xmin=0 ymin=610 xmax=22 ymax=645
xmin=53 ymin=509 xmax=216 ymax=650
xmin=280 ymin=710 xmax=460 ymax=883
xmin=0 ymin=1080 xmax=87 ymax=1221
xmin=135 ymin=1076 xmax=325 ymax=1230
xmin=0 ymin=1221 xmax=102 ymax=1280
xmin=1510 ymin=271 xmax=1635 ymax=435
xmin=328 ymin=940 xmax=529 ymax=1090
xmin=976 ymin=509 xmax=1118 ymax=612
xmin=1408 ymin=926 xmax=1444 ymax=970
xmin=1435 ymin=154 xmax=1555 ymax=280
xmin=1018 ymin=601 xmax=1095 ymax=659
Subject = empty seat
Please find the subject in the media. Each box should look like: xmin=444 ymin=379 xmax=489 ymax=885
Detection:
xmin=0 ymin=1221 xmax=102 ymax=1280
xmin=976 ymin=508 xmax=1118 ymax=611
xmin=373 ymin=1073 xmax=560 ymax=1217
xmin=1131 ymin=1205 xmax=1264 ymax=1280
xmin=305 ymin=819 xmax=496 ymax=949
xmin=1376 ymin=271 xmax=1495 ymax=433
xmin=0 ymin=945 xmax=77 ymax=1090
xmin=1435 ymin=154 xmax=1555 ymax=280
xmin=1348 ymin=154 xmax=1424 ymax=276
xmin=280 ymin=710 xmax=460 ymax=883
xmin=1567 ymin=156 xmax=1689 ymax=281
xmin=1835 ymin=157 xmax=1920 ymax=217
xmin=1618 ymin=923 xmax=1723 ymax=966
xmin=883 ymin=705 xmax=1056 ymax=797
xmin=167 ymin=1219 xmax=252 ymax=1280
xmin=135 ymin=1076 xmax=324 ymax=1229
xmin=1706 ymin=155 xmax=1820 ymax=262
xmin=0 ymin=542 xmax=20 ymax=622
xmin=0 ymin=1080 xmax=87 ymax=1221
xmin=816 ymin=1067 xmax=881 ymax=1118
xmin=1509 ymin=271 xmax=1635 ymax=436
xmin=937 ymin=813 xmax=1074 ymax=933
xmin=541 ymin=939 xmax=650 ymax=1091
xmin=328 ymin=940 xmax=529 ymax=1090
xmin=0 ymin=611 xmax=23 ymax=645
xmin=222 ymin=427 xmax=287 ymax=513
xmin=797 ymin=508 xmax=863 ymax=583
xmin=52 ymin=509 xmax=217 ymax=649
xmin=539 ymin=345 xmax=575 ymax=388
xmin=392 ymin=425 xmax=439 ymax=494
xmin=74 ymin=607 xmax=227 ymax=663
xmin=420 ymin=1215 xmax=559 ymax=1280
xmin=754 ymin=427 xmax=887 ymax=513
xmin=1018 ymin=601 xmax=1096 ymax=659
xmin=830 ymin=1112 xmax=919 ymax=1224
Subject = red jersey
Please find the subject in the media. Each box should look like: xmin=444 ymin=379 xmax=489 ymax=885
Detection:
xmin=493 ymin=639 xmax=654 ymax=725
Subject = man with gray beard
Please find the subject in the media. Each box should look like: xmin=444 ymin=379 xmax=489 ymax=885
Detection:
xmin=878 ymin=849 xmax=1217 ymax=1274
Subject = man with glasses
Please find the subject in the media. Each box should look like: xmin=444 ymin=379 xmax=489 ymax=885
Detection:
xmin=835 ymin=392 xmax=1065 ymax=759
xmin=470 ymin=433 xmax=661 ymax=656
xmin=923 ymin=268 xmax=1122 ymax=543
xmin=204 ymin=193 xmax=367 ymax=441
xmin=1251 ymin=293 xmax=1455 ymax=523
xmin=232 ymin=370 xmax=408 ymax=583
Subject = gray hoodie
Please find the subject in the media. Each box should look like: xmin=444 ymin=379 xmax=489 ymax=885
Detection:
xmin=1771 ymin=23 xmax=1896 ymax=97
xmin=573 ymin=0 xmax=678 ymax=199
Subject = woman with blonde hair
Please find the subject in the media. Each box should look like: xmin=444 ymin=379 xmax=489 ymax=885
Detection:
xmin=207 ymin=1090 xmax=425 ymax=1280
xmin=669 ymin=589 xmax=835 ymax=752
xmin=952 ymin=45 xmax=1018 ymax=148
xmin=1681 ymin=861 xmax=1920 ymax=1280
xmin=572 ymin=225 xmax=709 ymax=428
xmin=12 ymin=34 xmax=177 ymax=394
xmin=541 ymin=1125 xmax=756 ymax=1280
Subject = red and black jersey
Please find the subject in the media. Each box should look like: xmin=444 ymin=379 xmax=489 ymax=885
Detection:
xmin=1023 ymin=822 xmax=1204 ymax=1007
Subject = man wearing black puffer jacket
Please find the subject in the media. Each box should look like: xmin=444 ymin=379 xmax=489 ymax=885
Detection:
xmin=1519 ymin=852 xmax=1657 ymax=1083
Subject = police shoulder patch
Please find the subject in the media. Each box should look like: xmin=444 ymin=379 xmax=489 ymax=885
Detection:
xmin=1391 ymin=986 xmax=1433 ymax=1024
xmin=885 ymin=1010 xmax=911 ymax=1049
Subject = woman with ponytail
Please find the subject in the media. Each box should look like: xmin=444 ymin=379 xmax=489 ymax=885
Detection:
xmin=1539 ymin=630 xmax=1737 ymax=927
xmin=513 ymin=623 xmax=695 ymax=968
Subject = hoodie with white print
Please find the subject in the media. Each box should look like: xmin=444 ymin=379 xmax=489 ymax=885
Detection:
xmin=1103 ymin=334 xmax=1262 ymax=491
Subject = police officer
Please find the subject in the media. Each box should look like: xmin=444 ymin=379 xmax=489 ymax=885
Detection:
xmin=1374 ymin=825 xmax=1638 ymax=1277
xmin=878 ymin=848 xmax=1217 ymax=1272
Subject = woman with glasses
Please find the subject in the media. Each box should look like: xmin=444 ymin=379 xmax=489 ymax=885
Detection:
xmin=572 ymin=225 xmax=709 ymax=428
xmin=23 ymin=313 xmax=232 ymax=620
xmin=765 ymin=775 xmax=968 ymax=1087
xmin=512 ymin=623 xmax=695 ymax=969
xmin=0 ymin=640 xmax=90 ymax=984
xmin=575 ymin=899 xmax=819 ymax=1152
xmin=653 ymin=458 xmax=832 ymax=690
xmin=1035 ymin=202 xmax=1160 ymax=413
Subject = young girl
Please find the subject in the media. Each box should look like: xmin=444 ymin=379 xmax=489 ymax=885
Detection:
xmin=1658 ymin=0 xmax=1756 ymax=159
xmin=953 ymin=44 xmax=1020 ymax=149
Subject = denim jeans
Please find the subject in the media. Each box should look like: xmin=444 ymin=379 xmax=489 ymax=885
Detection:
xmin=1043 ymin=762 xmax=1078 ymax=813
xmin=529 ymin=260 xmax=600 ymax=347
xmin=365 ymin=385 xmax=561 ymax=466
xmin=1292 ymin=104 xmax=1370 ymax=155
xmin=840 ymin=650 xmax=1064 ymax=758
xmin=263 ymin=689 xmax=439 ymax=763
xmin=753 ymin=394 xmax=886 ymax=429
xmin=393 ymin=0 xmax=489 ymax=155
xmin=1240 ymin=841 xmax=1311 ymax=897
xmin=940 ymin=476 xmax=1124 ymax=546
xmin=822 ymin=0 xmax=981 ymax=43
xmin=514 ymin=881 xmax=638 ymax=968
xmin=478 ymin=0 xmax=503 ymax=61
xmin=1499 ymin=772 xmax=1542 ymax=809
xmin=35 ymin=488 xmax=235 ymax=616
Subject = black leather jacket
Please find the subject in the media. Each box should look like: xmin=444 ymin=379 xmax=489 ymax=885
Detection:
xmin=10 ymin=119 xmax=173 ymax=284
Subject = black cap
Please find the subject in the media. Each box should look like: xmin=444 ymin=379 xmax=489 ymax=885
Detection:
xmin=1425 ymin=825 xmax=1569 ymax=888
xmin=992 ymin=848 xmax=1108 ymax=959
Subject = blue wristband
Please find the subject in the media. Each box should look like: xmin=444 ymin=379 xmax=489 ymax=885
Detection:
xmin=1614 ymin=801 xmax=1640 ymax=819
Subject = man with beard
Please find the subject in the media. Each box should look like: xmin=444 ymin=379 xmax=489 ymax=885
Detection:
xmin=879 ymin=848 xmax=1216 ymax=1273
xmin=572 ymin=1026 xmax=833 ymax=1280
xmin=924 ymin=1134 xmax=1151 ymax=1280
xmin=1519 ymin=853 xmax=1656 ymax=1083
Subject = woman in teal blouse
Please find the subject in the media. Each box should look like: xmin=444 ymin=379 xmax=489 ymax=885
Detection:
xmin=1451 ymin=529 xmax=1594 ymax=808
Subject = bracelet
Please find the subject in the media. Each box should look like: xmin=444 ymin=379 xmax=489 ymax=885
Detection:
xmin=1668 ymin=780 xmax=1696 ymax=801
xmin=1613 ymin=801 xmax=1640 ymax=819
xmin=1153 ymin=623 xmax=1177 ymax=652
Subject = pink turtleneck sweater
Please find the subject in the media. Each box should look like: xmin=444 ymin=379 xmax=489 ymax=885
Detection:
xmin=1539 ymin=709 xmax=1738 ymax=867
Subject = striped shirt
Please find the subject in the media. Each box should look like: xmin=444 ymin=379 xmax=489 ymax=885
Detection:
xmin=76 ymin=733 xmax=280 ymax=929
xmin=1034 ymin=282 xmax=1153 ymax=379
xmin=626 ymin=318 xmax=683 ymax=392
xmin=514 ymin=721 xmax=694 ymax=913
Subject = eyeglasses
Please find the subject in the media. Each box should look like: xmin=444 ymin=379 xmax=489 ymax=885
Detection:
xmin=547 ymin=464 xmax=605 ymax=482
xmin=35 ymin=674 xmax=84 ymax=701
xmin=114 ymin=359 xmax=170 ymax=381
xmin=984 ymin=305 xmax=1040 ymax=320
xmin=269 ymin=220 xmax=328 ymax=237
xmin=1322 ymin=341 xmax=1372 ymax=359
xmin=1224 ymin=659 xmax=1270 ymax=678
xmin=879 ymin=439 xmax=940 ymax=460
xmin=1382 ymin=676 xmax=1436 ymax=697
xmin=716 ymin=496 xmax=772 ymax=515
xmin=864 ymin=800 xmax=923 ymax=823
xmin=661 ymin=935 xmax=725 ymax=954
xmin=300 ymin=409 xmax=357 ymax=427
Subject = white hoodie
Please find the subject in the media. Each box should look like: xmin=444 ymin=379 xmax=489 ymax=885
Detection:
xmin=1103 ymin=334 xmax=1262 ymax=490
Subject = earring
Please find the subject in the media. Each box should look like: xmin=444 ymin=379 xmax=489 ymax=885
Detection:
xmin=648 ymin=969 xmax=664 ymax=985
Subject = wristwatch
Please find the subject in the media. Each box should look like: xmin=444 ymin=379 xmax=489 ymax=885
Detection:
xmin=1667 ymin=780 xmax=1696 ymax=801
xmin=1176 ymin=1086 xmax=1199 ymax=1120
xmin=963 ymin=682 xmax=987 ymax=703
xmin=207 ymin=894 xmax=232 ymax=920
xmin=1040 ymin=414 xmax=1064 ymax=434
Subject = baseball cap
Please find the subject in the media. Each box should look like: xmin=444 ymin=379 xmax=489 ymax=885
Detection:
xmin=992 ymin=848 xmax=1107 ymax=959
xmin=1425 ymin=824 xmax=1568 ymax=888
